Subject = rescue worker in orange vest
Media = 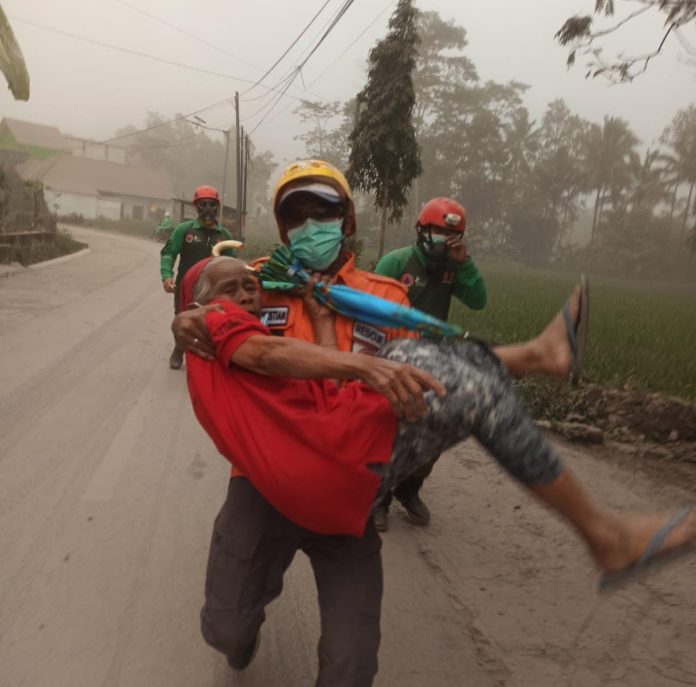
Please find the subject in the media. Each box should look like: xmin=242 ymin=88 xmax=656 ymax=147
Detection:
xmin=171 ymin=160 xmax=589 ymax=683
xmin=173 ymin=161 xmax=412 ymax=685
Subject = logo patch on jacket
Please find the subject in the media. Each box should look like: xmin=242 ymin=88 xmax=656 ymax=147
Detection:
xmin=351 ymin=322 xmax=387 ymax=353
xmin=400 ymin=273 xmax=415 ymax=287
xmin=185 ymin=233 xmax=194 ymax=243
xmin=260 ymin=306 xmax=289 ymax=327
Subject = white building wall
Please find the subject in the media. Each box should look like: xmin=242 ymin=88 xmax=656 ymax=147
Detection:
xmin=96 ymin=198 xmax=122 ymax=220
xmin=45 ymin=190 xmax=98 ymax=219
xmin=68 ymin=139 xmax=128 ymax=164
xmin=45 ymin=189 xmax=171 ymax=222
xmin=120 ymin=195 xmax=173 ymax=221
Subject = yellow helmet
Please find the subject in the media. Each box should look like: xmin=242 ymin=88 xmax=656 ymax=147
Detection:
xmin=273 ymin=159 xmax=356 ymax=241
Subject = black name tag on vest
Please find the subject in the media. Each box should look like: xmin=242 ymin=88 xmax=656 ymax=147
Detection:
xmin=260 ymin=306 xmax=289 ymax=327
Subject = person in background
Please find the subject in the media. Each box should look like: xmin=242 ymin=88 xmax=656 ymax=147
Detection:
xmin=159 ymin=185 xmax=236 ymax=370
xmin=372 ymin=197 xmax=485 ymax=531
xmin=154 ymin=211 xmax=174 ymax=242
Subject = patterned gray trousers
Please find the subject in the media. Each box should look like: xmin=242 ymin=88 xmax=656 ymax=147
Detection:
xmin=375 ymin=338 xmax=563 ymax=501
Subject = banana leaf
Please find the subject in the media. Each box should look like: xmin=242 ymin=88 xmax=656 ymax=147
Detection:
xmin=0 ymin=6 xmax=30 ymax=101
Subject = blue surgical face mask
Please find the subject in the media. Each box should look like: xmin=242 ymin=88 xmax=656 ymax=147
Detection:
xmin=288 ymin=218 xmax=343 ymax=270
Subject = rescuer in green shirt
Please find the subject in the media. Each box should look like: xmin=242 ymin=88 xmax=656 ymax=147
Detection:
xmin=372 ymin=197 xmax=487 ymax=531
xmin=160 ymin=185 xmax=236 ymax=370
xmin=154 ymin=212 xmax=174 ymax=242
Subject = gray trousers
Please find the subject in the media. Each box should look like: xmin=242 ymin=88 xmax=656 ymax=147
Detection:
xmin=201 ymin=477 xmax=383 ymax=687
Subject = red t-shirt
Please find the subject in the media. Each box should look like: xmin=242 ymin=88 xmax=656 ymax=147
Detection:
xmin=186 ymin=300 xmax=397 ymax=537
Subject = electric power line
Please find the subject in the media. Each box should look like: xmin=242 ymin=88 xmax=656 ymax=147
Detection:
xmin=10 ymin=15 xmax=315 ymax=106
xmin=247 ymin=0 xmax=357 ymax=135
xmin=307 ymin=0 xmax=395 ymax=89
xmin=94 ymin=97 xmax=235 ymax=146
xmin=297 ymin=0 xmax=356 ymax=69
xmin=242 ymin=71 xmax=300 ymax=122
xmin=11 ymin=16 xmax=264 ymax=84
xmin=114 ymin=0 xmax=259 ymax=72
xmin=259 ymin=0 xmax=394 ymax=135
xmin=11 ymin=14 xmax=327 ymax=147
xmin=248 ymin=73 xmax=301 ymax=134
xmin=239 ymin=0 xmax=332 ymax=96
xmin=113 ymin=0 xmax=323 ymax=102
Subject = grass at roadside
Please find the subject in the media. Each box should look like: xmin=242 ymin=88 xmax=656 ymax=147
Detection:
xmin=1 ymin=230 xmax=87 ymax=266
xmin=451 ymin=258 xmax=696 ymax=402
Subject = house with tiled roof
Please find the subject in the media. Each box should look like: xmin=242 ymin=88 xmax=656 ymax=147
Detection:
xmin=0 ymin=118 xmax=70 ymax=164
xmin=17 ymin=155 xmax=174 ymax=221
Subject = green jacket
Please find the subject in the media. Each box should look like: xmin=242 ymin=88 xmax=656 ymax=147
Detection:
xmin=375 ymin=244 xmax=487 ymax=321
xmin=160 ymin=218 xmax=236 ymax=284
xmin=157 ymin=216 xmax=174 ymax=231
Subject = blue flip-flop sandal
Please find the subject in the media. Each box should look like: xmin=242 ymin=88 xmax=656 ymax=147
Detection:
xmin=598 ymin=505 xmax=695 ymax=593
xmin=562 ymin=273 xmax=589 ymax=387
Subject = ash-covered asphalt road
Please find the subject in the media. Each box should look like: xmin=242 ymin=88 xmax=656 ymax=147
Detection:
xmin=1 ymin=226 xmax=694 ymax=687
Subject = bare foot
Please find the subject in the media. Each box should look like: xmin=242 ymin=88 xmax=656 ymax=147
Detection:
xmin=530 ymin=285 xmax=581 ymax=379
xmin=586 ymin=508 xmax=696 ymax=574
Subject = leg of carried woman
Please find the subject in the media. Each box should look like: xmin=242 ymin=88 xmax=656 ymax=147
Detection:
xmin=379 ymin=338 xmax=562 ymax=494
xmin=378 ymin=338 xmax=696 ymax=581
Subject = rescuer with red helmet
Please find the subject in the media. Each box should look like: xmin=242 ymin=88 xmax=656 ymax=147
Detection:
xmin=160 ymin=185 xmax=237 ymax=369
xmin=372 ymin=197 xmax=487 ymax=531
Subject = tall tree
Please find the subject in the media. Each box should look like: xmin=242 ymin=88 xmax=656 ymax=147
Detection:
xmin=533 ymin=100 xmax=590 ymax=246
xmin=411 ymin=11 xmax=477 ymax=136
xmin=582 ymin=116 xmax=639 ymax=242
xmin=347 ymin=0 xmax=421 ymax=258
xmin=294 ymin=99 xmax=353 ymax=170
xmin=293 ymin=100 xmax=342 ymax=161
xmin=661 ymin=105 xmax=696 ymax=244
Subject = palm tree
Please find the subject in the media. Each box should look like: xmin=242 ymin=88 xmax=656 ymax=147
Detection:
xmin=626 ymin=149 xmax=668 ymax=215
xmin=661 ymin=106 xmax=696 ymax=245
xmin=583 ymin=116 xmax=639 ymax=243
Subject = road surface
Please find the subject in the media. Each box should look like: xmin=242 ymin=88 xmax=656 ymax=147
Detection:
xmin=1 ymin=226 xmax=695 ymax=687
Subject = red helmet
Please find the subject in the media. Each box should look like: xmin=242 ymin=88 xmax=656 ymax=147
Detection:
xmin=193 ymin=185 xmax=220 ymax=204
xmin=417 ymin=198 xmax=466 ymax=233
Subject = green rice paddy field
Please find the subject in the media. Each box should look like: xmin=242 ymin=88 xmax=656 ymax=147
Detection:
xmin=450 ymin=259 xmax=696 ymax=402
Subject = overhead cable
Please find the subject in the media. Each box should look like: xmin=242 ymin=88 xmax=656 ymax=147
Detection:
xmin=240 ymin=0 xmax=332 ymax=96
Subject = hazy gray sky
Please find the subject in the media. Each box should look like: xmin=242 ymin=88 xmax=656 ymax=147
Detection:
xmin=2 ymin=0 xmax=694 ymax=164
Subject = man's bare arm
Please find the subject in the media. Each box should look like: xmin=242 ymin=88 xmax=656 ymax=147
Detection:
xmin=231 ymin=335 xmax=446 ymax=421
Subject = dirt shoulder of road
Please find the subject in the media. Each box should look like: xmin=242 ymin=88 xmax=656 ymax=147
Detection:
xmin=535 ymin=382 xmax=696 ymax=485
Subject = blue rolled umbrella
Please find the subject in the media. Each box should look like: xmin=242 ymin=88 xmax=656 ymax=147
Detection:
xmin=257 ymin=246 xmax=462 ymax=338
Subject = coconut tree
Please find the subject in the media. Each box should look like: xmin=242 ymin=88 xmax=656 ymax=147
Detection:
xmin=583 ymin=116 xmax=639 ymax=243
xmin=661 ymin=106 xmax=696 ymax=244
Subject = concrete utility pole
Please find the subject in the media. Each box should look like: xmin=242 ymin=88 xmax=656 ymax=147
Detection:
xmin=189 ymin=114 xmax=232 ymax=226
xmin=220 ymin=126 xmax=231 ymax=218
xmin=241 ymin=133 xmax=250 ymax=236
xmin=235 ymin=91 xmax=242 ymax=236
